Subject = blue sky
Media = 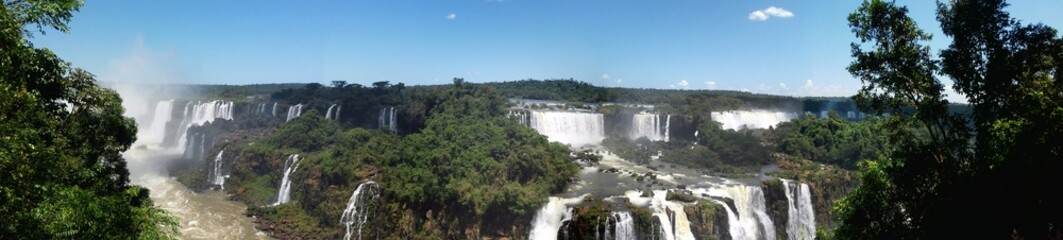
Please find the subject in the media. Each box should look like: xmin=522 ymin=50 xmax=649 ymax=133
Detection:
xmin=30 ymin=0 xmax=1063 ymax=100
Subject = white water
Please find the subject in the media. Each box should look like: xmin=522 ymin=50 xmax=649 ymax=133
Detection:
xmin=286 ymin=104 xmax=303 ymax=122
xmin=273 ymin=154 xmax=300 ymax=205
xmin=210 ymin=150 xmax=226 ymax=190
xmin=271 ymin=102 xmax=278 ymax=116
xmin=379 ymin=107 xmax=397 ymax=132
xmin=613 ymin=212 xmax=636 ymax=240
xmin=781 ymin=179 xmax=816 ymax=240
xmin=631 ymin=113 xmax=670 ymax=142
xmin=528 ymin=111 xmax=605 ymax=146
xmin=341 ymin=181 xmax=380 ymax=240
xmin=120 ymin=95 xmax=265 ymax=239
xmin=141 ymin=100 xmax=173 ymax=146
xmin=323 ymin=104 xmax=340 ymax=121
xmin=710 ymin=110 xmax=801 ymax=130
xmin=175 ymin=101 xmax=234 ymax=153
xmin=695 ymin=184 xmax=777 ymax=240
xmin=626 ymin=190 xmax=694 ymax=240
xmin=529 ymin=195 xmax=587 ymax=240
xmin=507 ymin=110 xmax=530 ymax=126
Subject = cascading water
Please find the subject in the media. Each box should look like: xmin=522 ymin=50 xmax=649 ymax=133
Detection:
xmin=613 ymin=212 xmax=636 ymax=240
xmin=781 ymin=179 xmax=815 ymax=240
xmin=378 ymin=107 xmax=397 ymax=132
xmin=529 ymin=195 xmax=587 ymax=240
xmin=271 ymin=102 xmax=278 ymax=116
xmin=507 ymin=110 xmax=530 ymax=126
xmin=710 ymin=110 xmax=801 ymax=130
xmin=326 ymin=104 xmax=337 ymax=120
xmin=631 ymin=113 xmax=670 ymax=142
xmin=528 ymin=110 xmax=605 ymax=146
xmin=698 ymin=184 xmax=777 ymax=240
xmin=341 ymin=181 xmax=380 ymax=240
xmin=175 ymin=101 xmax=234 ymax=153
xmin=273 ymin=154 xmax=300 ymax=205
xmin=141 ymin=100 xmax=173 ymax=146
xmin=210 ymin=150 xmax=226 ymax=190
xmin=625 ymin=190 xmax=694 ymax=240
xmin=286 ymin=104 xmax=303 ymax=122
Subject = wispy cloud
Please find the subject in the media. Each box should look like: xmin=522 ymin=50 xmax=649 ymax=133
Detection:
xmin=749 ymin=6 xmax=794 ymax=21
xmin=705 ymin=81 xmax=717 ymax=89
xmin=445 ymin=13 xmax=457 ymax=20
xmin=601 ymin=73 xmax=610 ymax=80
xmin=671 ymin=79 xmax=689 ymax=89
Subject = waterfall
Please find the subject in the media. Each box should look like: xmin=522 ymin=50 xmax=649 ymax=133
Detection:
xmin=693 ymin=184 xmax=777 ymax=240
xmin=175 ymin=101 xmax=235 ymax=153
xmin=622 ymin=190 xmax=693 ymax=240
xmin=528 ymin=111 xmax=605 ymax=146
xmin=529 ymin=195 xmax=587 ymax=240
xmin=631 ymin=113 xmax=670 ymax=142
xmin=613 ymin=212 xmax=636 ymax=240
xmin=379 ymin=107 xmax=397 ymax=132
xmin=286 ymin=104 xmax=303 ymax=122
xmin=142 ymin=100 xmax=173 ymax=146
xmin=273 ymin=154 xmax=300 ymax=205
xmin=710 ymin=110 xmax=801 ymax=130
xmin=210 ymin=150 xmax=226 ymax=190
xmin=326 ymin=104 xmax=338 ymax=120
xmin=341 ymin=181 xmax=380 ymax=240
xmin=507 ymin=110 xmax=530 ymax=126
xmin=781 ymin=179 xmax=815 ymax=240
xmin=272 ymin=102 xmax=278 ymax=116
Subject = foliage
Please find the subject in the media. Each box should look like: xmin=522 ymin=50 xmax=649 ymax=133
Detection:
xmin=0 ymin=1 xmax=177 ymax=238
xmin=772 ymin=114 xmax=890 ymax=170
xmin=835 ymin=0 xmax=1063 ymax=238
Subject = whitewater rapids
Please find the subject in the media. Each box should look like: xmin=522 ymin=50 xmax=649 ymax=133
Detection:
xmin=125 ymin=148 xmax=269 ymax=240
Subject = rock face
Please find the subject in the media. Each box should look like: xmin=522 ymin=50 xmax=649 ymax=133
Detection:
xmin=687 ymin=201 xmax=732 ymax=240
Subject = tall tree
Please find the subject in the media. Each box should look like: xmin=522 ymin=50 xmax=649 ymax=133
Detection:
xmin=835 ymin=0 xmax=1063 ymax=239
xmin=938 ymin=0 xmax=1063 ymax=238
xmin=1 ymin=0 xmax=177 ymax=238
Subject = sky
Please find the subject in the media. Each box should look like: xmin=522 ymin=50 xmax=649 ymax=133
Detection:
xmin=30 ymin=0 xmax=1063 ymax=101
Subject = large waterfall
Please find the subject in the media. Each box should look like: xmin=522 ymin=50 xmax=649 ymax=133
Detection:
xmin=631 ymin=113 xmax=670 ymax=142
xmin=175 ymin=101 xmax=234 ymax=153
xmin=379 ymin=107 xmax=397 ymax=132
xmin=529 ymin=195 xmax=586 ymax=240
xmin=341 ymin=181 xmax=380 ymax=240
xmin=781 ymin=179 xmax=815 ymax=240
xmin=325 ymin=104 xmax=341 ymax=120
xmin=710 ymin=110 xmax=801 ymax=130
xmin=286 ymin=104 xmax=303 ymax=122
xmin=141 ymin=100 xmax=173 ymax=146
xmin=528 ymin=111 xmax=605 ymax=146
xmin=273 ymin=154 xmax=301 ymax=205
xmin=210 ymin=150 xmax=226 ymax=190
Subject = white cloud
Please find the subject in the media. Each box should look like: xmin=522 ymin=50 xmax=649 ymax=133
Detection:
xmin=804 ymin=79 xmax=814 ymax=90
xmin=601 ymin=74 xmax=610 ymax=80
xmin=705 ymin=81 xmax=717 ymax=89
xmin=748 ymin=11 xmax=768 ymax=21
xmin=616 ymin=79 xmax=623 ymax=85
xmin=677 ymin=79 xmax=689 ymax=89
xmin=749 ymin=6 xmax=793 ymax=21
xmin=445 ymin=13 xmax=457 ymax=20
xmin=779 ymin=83 xmax=788 ymax=89
xmin=764 ymin=6 xmax=794 ymax=18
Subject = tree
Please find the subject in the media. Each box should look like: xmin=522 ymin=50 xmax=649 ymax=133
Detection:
xmin=938 ymin=0 xmax=1063 ymax=238
xmin=835 ymin=0 xmax=1063 ymax=238
xmin=1 ymin=1 xmax=177 ymax=238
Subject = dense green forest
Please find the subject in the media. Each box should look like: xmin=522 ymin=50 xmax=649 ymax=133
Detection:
xmin=0 ymin=1 xmax=177 ymax=238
